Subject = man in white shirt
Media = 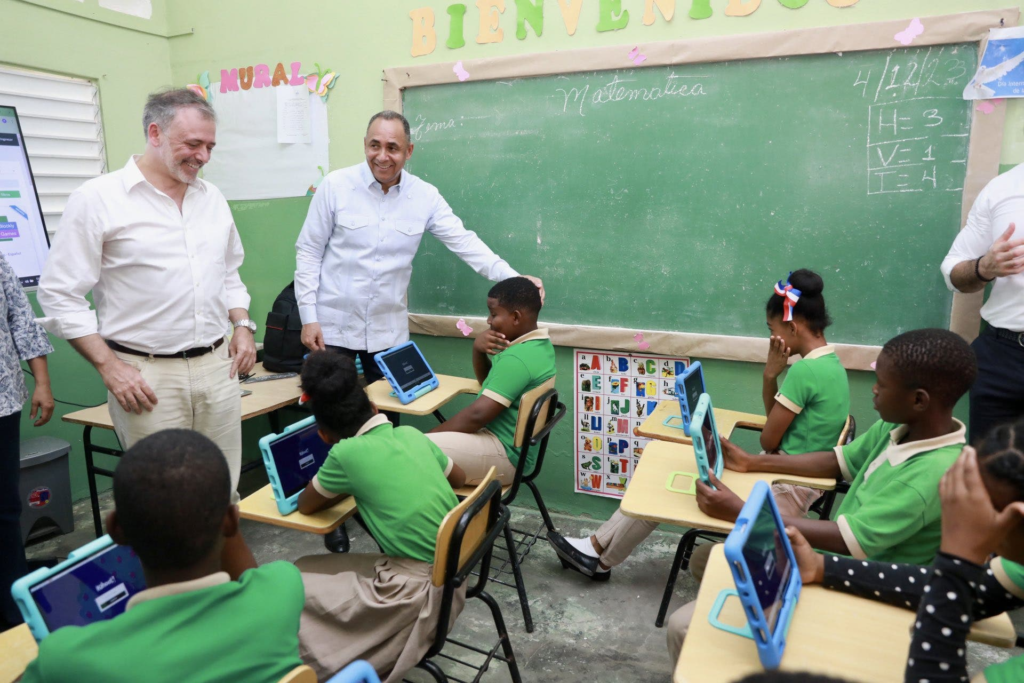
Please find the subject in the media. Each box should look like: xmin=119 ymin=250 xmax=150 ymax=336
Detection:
xmin=295 ymin=110 xmax=543 ymax=390
xmin=941 ymin=164 xmax=1024 ymax=443
xmin=37 ymin=89 xmax=257 ymax=574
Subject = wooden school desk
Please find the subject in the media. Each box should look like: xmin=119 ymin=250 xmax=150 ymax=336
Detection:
xmin=620 ymin=440 xmax=836 ymax=532
xmin=62 ymin=362 xmax=303 ymax=538
xmin=238 ymin=484 xmax=358 ymax=534
xmin=675 ymin=546 xmax=1017 ymax=683
xmin=364 ymin=375 xmax=481 ymax=422
xmin=635 ymin=400 xmax=767 ymax=445
xmin=0 ymin=624 xmax=36 ymax=683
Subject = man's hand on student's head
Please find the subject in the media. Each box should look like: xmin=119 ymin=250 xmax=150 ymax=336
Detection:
xmin=523 ymin=275 xmax=545 ymax=304
xmin=696 ymin=473 xmax=743 ymax=521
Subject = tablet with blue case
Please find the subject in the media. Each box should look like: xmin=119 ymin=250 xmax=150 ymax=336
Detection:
xmin=664 ymin=361 xmax=705 ymax=436
xmin=12 ymin=535 xmax=146 ymax=642
xmin=691 ymin=393 xmax=724 ymax=488
xmin=374 ymin=341 xmax=440 ymax=405
xmin=714 ymin=480 xmax=801 ymax=670
xmin=259 ymin=415 xmax=332 ymax=515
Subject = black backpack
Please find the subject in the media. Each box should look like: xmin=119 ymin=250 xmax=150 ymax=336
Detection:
xmin=262 ymin=282 xmax=306 ymax=373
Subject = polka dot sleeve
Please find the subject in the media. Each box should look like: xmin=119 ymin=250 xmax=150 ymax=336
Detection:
xmin=903 ymin=552 xmax=986 ymax=683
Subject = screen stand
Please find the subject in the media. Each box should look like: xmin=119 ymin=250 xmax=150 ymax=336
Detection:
xmin=662 ymin=415 xmax=689 ymax=431
xmin=665 ymin=471 xmax=699 ymax=495
xmin=708 ymin=589 xmax=754 ymax=639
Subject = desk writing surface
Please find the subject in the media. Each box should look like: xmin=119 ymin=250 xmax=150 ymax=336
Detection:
xmin=636 ymin=401 xmax=767 ymax=445
xmin=365 ymin=375 xmax=481 ymax=416
xmin=0 ymin=624 xmax=36 ymax=683
xmin=620 ymin=441 xmax=835 ymax=531
xmin=238 ymin=484 xmax=356 ymax=534
xmin=61 ymin=362 xmax=302 ymax=430
xmin=676 ymin=547 xmax=1017 ymax=683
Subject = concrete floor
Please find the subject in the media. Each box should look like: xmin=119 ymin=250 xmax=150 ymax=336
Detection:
xmin=25 ymin=475 xmax=1024 ymax=683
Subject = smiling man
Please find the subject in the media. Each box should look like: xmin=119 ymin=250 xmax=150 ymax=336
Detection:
xmin=38 ymin=89 xmax=257 ymax=576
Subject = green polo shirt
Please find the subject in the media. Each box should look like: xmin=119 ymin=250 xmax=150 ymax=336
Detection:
xmin=313 ymin=414 xmax=458 ymax=564
xmin=21 ymin=562 xmax=303 ymax=683
xmin=982 ymin=557 xmax=1024 ymax=683
xmin=774 ymin=345 xmax=850 ymax=454
xmin=834 ymin=418 xmax=966 ymax=565
xmin=479 ymin=327 xmax=557 ymax=471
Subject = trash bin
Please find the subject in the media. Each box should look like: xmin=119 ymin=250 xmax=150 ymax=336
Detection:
xmin=19 ymin=436 xmax=74 ymax=543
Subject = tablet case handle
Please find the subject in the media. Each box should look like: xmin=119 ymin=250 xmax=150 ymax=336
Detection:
xmin=708 ymin=588 xmax=753 ymax=639
xmin=662 ymin=415 xmax=688 ymax=431
xmin=665 ymin=471 xmax=698 ymax=495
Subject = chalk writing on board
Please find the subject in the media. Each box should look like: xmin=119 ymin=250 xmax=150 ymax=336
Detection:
xmin=410 ymin=114 xmax=457 ymax=141
xmin=853 ymin=46 xmax=971 ymax=196
xmin=556 ymin=73 xmax=709 ymax=117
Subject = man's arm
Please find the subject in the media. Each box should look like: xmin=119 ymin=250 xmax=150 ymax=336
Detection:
xmin=948 ymin=224 xmax=1024 ymax=292
xmin=68 ymin=335 xmax=158 ymax=414
xmin=426 ymin=192 xmax=519 ymax=281
xmin=224 ymin=220 xmax=256 ymax=377
xmin=294 ymin=179 xmax=335 ymax=351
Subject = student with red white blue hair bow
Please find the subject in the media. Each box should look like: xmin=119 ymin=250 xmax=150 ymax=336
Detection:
xmin=754 ymin=268 xmax=851 ymax=516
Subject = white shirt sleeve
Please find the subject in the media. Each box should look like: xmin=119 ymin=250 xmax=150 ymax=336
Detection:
xmin=224 ymin=220 xmax=250 ymax=311
xmin=426 ymin=191 xmax=519 ymax=282
xmin=294 ymin=179 xmax=335 ymax=325
xmin=36 ymin=189 xmax=103 ymax=340
xmin=940 ymin=187 xmax=993 ymax=292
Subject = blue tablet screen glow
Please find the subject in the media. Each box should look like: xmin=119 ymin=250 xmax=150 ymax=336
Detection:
xmin=741 ymin=500 xmax=792 ymax=634
xmin=379 ymin=345 xmax=433 ymax=392
xmin=270 ymin=423 xmax=331 ymax=496
xmin=29 ymin=544 xmax=145 ymax=631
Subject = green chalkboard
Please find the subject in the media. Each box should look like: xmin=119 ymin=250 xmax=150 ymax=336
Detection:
xmin=403 ymin=44 xmax=978 ymax=347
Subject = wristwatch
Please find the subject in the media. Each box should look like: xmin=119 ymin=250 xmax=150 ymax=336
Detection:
xmin=233 ymin=318 xmax=257 ymax=333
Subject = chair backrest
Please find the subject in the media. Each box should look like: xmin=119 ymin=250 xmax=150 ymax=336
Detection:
xmin=836 ymin=414 xmax=856 ymax=447
xmin=432 ymin=467 xmax=499 ymax=587
xmin=513 ymin=376 xmax=557 ymax=448
xmin=325 ymin=660 xmax=381 ymax=683
xmin=279 ymin=665 xmax=318 ymax=683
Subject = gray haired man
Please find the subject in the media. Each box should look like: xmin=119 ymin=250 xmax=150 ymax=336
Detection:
xmin=38 ymin=89 xmax=257 ymax=576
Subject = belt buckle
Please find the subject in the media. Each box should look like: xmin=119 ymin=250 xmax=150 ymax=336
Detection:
xmin=1018 ymin=333 xmax=1024 ymax=348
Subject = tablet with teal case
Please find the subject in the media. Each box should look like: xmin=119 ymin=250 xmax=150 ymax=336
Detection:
xmin=664 ymin=361 xmax=704 ymax=436
xmin=691 ymin=393 xmax=724 ymax=487
xmin=12 ymin=535 xmax=146 ymax=642
xmin=712 ymin=480 xmax=801 ymax=670
xmin=259 ymin=415 xmax=332 ymax=515
xmin=374 ymin=341 xmax=440 ymax=405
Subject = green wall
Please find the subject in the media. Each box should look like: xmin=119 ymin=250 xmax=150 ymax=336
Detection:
xmin=0 ymin=0 xmax=1000 ymax=516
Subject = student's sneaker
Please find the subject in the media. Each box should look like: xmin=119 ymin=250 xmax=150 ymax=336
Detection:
xmin=547 ymin=531 xmax=611 ymax=582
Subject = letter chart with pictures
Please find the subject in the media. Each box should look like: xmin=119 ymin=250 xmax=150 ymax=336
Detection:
xmin=575 ymin=349 xmax=689 ymax=499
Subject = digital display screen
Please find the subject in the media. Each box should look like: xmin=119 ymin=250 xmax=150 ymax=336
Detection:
xmin=380 ymin=345 xmax=432 ymax=392
xmin=29 ymin=544 xmax=145 ymax=632
xmin=0 ymin=107 xmax=50 ymax=288
xmin=742 ymin=499 xmax=792 ymax=634
xmin=684 ymin=367 xmax=704 ymax=414
xmin=270 ymin=423 xmax=331 ymax=496
xmin=702 ymin=420 xmax=719 ymax=474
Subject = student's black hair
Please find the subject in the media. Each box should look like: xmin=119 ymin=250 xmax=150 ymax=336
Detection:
xmin=765 ymin=269 xmax=832 ymax=333
xmin=488 ymin=276 xmax=542 ymax=316
xmin=977 ymin=419 xmax=1024 ymax=501
xmin=113 ymin=429 xmax=231 ymax=571
xmin=300 ymin=351 xmax=375 ymax=439
xmin=735 ymin=674 xmax=851 ymax=683
xmin=880 ymin=328 xmax=977 ymax=409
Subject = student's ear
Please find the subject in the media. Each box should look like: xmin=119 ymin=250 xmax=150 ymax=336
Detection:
xmin=318 ymin=426 xmax=341 ymax=445
xmin=913 ymin=388 xmax=931 ymax=412
xmin=106 ymin=510 xmax=127 ymax=545
xmin=511 ymin=308 xmax=523 ymax=327
xmin=222 ymin=504 xmax=240 ymax=539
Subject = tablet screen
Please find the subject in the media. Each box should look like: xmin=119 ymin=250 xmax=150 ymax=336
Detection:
xmin=380 ymin=345 xmax=433 ymax=392
xmin=742 ymin=498 xmax=792 ymax=634
xmin=702 ymin=420 xmax=719 ymax=474
xmin=270 ymin=423 xmax=331 ymax=496
xmin=683 ymin=367 xmax=704 ymax=414
xmin=29 ymin=544 xmax=145 ymax=632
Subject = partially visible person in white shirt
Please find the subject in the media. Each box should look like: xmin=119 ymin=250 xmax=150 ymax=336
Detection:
xmin=941 ymin=162 xmax=1024 ymax=444
xmin=37 ymin=88 xmax=258 ymax=578
xmin=294 ymin=110 xmax=544 ymax=383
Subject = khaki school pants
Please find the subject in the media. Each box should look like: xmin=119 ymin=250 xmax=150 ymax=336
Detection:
xmin=425 ymin=430 xmax=517 ymax=485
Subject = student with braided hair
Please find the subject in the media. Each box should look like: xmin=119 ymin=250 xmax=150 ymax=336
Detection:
xmin=786 ymin=418 xmax=1024 ymax=683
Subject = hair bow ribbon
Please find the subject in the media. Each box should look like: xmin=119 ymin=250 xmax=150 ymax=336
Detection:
xmin=773 ymin=274 xmax=802 ymax=322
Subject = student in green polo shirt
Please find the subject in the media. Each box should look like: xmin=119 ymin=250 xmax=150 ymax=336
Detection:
xmin=425 ymin=276 xmax=555 ymax=485
xmin=762 ymin=269 xmax=850 ymax=517
xmin=665 ymin=328 xmax=977 ymax=661
xmin=294 ymin=351 xmax=466 ymax=683
xmin=21 ymin=430 xmax=305 ymax=683
xmin=785 ymin=417 xmax=1024 ymax=683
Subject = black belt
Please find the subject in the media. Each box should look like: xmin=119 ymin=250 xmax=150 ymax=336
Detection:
xmin=107 ymin=338 xmax=224 ymax=360
xmin=986 ymin=326 xmax=1024 ymax=347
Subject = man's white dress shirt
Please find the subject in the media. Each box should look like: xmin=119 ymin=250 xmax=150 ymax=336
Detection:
xmin=295 ymin=162 xmax=518 ymax=351
xmin=941 ymin=163 xmax=1024 ymax=332
xmin=37 ymin=156 xmax=250 ymax=354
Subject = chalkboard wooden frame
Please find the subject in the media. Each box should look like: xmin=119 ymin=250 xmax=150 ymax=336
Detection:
xmin=384 ymin=9 xmax=1016 ymax=370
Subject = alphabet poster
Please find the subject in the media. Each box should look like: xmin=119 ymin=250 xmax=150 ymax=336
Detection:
xmin=575 ymin=349 xmax=689 ymax=499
